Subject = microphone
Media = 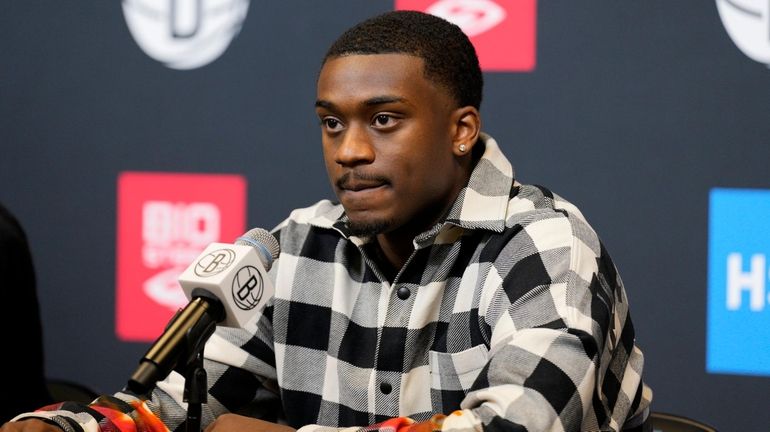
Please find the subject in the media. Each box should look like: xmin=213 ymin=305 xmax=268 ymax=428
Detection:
xmin=126 ymin=228 xmax=280 ymax=396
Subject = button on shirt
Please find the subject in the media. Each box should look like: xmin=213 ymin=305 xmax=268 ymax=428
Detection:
xmin=396 ymin=287 xmax=410 ymax=300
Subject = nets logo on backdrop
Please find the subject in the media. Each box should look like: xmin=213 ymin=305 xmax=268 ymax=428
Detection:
xmin=116 ymin=172 xmax=246 ymax=341
xmin=122 ymin=0 xmax=250 ymax=70
xmin=716 ymin=0 xmax=770 ymax=67
xmin=707 ymin=188 xmax=770 ymax=376
xmin=395 ymin=0 xmax=536 ymax=72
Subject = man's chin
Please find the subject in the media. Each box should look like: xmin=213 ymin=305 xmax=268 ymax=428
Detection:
xmin=346 ymin=218 xmax=394 ymax=237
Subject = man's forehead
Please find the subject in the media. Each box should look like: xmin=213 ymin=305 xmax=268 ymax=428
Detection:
xmin=316 ymin=53 xmax=444 ymax=104
xmin=319 ymin=53 xmax=425 ymax=82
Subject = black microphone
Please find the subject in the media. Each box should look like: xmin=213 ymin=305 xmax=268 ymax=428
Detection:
xmin=126 ymin=228 xmax=280 ymax=396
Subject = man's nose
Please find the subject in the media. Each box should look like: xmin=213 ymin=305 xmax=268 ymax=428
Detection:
xmin=335 ymin=124 xmax=375 ymax=166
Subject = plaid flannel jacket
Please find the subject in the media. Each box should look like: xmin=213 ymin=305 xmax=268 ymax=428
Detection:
xmin=16 ymin=134 xmax=651 ymax=432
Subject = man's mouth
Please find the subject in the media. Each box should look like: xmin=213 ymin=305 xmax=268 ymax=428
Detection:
xmin=336 ymin=172 xmax=389 ymax=192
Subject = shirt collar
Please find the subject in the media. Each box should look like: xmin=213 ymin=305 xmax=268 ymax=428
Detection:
xmin=440 ymin=133 xmax=513 ymax=233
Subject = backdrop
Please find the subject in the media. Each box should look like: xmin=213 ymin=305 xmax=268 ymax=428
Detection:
xmin=2 ymin=1 xmax=769 ymax=430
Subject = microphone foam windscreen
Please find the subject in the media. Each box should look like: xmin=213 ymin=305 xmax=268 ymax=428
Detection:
xmin=235 ymin=228 xmax=280 ymax=270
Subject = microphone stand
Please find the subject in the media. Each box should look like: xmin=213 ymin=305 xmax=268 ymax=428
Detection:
xmin=182 ymin=349 xmax=208 ymax=432
xmin=126 ymin=293 xmax=225 ymax=432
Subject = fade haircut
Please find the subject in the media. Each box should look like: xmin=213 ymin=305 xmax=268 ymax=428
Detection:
xmin=323 ymin=10 xmax=483 ymax=110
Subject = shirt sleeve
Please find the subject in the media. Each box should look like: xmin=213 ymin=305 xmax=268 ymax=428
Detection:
xmin=433 ymin=211 xmax=646 ymax=431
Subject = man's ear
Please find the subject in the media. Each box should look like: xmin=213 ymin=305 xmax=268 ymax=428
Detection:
xmin=450 ymin=106 xmax=481 ymax=157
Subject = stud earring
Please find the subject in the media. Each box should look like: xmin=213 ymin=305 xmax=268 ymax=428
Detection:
xmin=459 ymin=144 xmax=467 ymax=153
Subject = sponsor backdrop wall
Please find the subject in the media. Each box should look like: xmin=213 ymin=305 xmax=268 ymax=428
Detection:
xmin=1 ymin=1 xmax=769 ymax=429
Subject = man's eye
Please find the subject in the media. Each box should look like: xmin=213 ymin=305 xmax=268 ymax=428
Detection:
xmin=322 ymin=118 xmax=341 ymax=130
xmin=373 ymin=114 xmax=394 ymax=127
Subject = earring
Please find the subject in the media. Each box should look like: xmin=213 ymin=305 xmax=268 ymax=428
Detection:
xmin=459 ymin=144 xmax=467 ymax=153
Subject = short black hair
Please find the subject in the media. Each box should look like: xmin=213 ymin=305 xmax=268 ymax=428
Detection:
xmin=323 ymin=10 xmax=483 ymax=110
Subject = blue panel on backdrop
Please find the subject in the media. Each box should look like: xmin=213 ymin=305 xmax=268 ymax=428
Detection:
xmin=707 ymin=188 xmax=770 ymax=376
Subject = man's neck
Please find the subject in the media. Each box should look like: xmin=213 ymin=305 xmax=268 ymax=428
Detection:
xmin=370 ymin=144 xmax=481 ymax=274
xmin=374 ymin=231 xmax=416 ymax=274
xmin=375 ymin=178 xmax=473 ymax=271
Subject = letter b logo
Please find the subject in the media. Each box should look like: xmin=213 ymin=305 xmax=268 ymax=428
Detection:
xmin=232 ymin=265 xmax=263 ymax=310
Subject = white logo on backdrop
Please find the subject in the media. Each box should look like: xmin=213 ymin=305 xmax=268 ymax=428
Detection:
xmin=726 ymin=253 xmax=770 ymax=311
xmin=426 ymin=0 xmax=506 ymax=37
xmin=142 ymin=201 xmax=221 ymax=309
xmin=122 ymin=0 xmax=250 ymax=70
xmin=716 ymin=0 xmax=770 ymax=66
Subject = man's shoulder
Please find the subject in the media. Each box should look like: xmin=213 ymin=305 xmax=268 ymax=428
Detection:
xmin=273 ymin=200 xmax=343 ymax=231
xmin=271 ymin=200 xmax=344 ymax=249
xmin=267 ymin=200 xmax=355 ymax=267
xmin=507 ymin=183 xmax=589 ymax=226
xmin=502 ymin=182 xmax=601 ymax=253
xmin=288 ymin=199 xmax=342 ymax=225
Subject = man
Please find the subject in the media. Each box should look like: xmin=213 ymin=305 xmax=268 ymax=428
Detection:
xmin=3 ymin=10 xmax=651 ymax=432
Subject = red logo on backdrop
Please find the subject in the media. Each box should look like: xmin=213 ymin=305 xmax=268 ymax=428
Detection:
xmin=395 ymin=0 xmax=536 ymax=72
xmin=116 ymin=172 xmax=247 ymax=341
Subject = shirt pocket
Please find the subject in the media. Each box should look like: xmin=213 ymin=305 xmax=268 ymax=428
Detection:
xmin=428 ymin=344 xmax=490 ymax=394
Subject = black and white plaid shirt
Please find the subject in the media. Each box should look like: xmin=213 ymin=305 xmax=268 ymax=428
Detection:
xmin=17 ymin=134 xmax=652 ymax=432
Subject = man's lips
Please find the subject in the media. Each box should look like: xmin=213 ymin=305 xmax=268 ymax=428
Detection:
xmin=342 ymin=181 xmax=387 ymax=192
xmin=336 ymin=172 xmax=390 ymax=192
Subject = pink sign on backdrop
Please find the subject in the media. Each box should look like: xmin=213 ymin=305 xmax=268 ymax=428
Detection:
xmin=395 ymin=0 xmax=536 ymax=72
xmin=116 ymin=172 xmax=247 ymax=341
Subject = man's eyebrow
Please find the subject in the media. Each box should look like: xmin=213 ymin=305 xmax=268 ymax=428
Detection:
xmin=314 ymin=96 xmax=409 ymax=110
xmin=363 ymin=96 xmax=407 ymax=106
xmin=315 ymin=100 xmax=335 ymax=110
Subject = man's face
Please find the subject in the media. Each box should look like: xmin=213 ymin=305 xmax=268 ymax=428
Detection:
xmin=316 ymin=54 xmax=466 ymax=237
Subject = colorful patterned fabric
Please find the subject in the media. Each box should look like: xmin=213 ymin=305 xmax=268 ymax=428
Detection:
xmin=12 ymin=396 xmax=168 ymax=432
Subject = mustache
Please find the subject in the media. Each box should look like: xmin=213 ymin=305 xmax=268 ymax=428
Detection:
xmin=336 ymin=171 xmax=390 ymax=189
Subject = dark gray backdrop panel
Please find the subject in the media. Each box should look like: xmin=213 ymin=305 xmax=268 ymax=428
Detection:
xmin=1 ymin=1 xmax=768 ymax=430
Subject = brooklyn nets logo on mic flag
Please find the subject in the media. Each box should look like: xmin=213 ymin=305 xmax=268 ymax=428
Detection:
xmin=194 ymin=249 xmax=236 ymax=277
xmin=232 ymin=265 xmax=264 ymax=310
